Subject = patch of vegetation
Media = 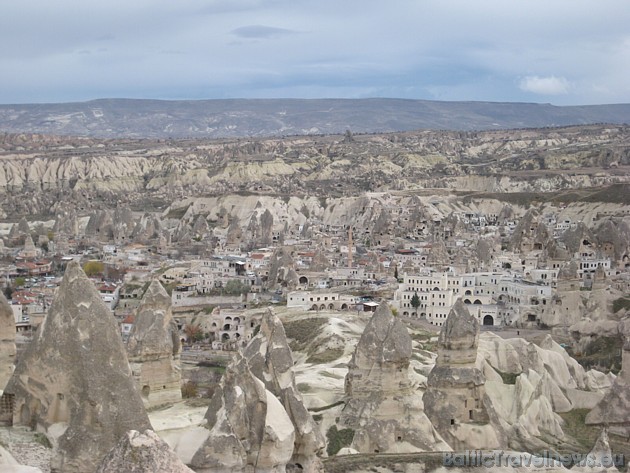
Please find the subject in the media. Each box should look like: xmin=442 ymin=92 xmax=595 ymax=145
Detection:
xmin=83 ymin=260 xmax=104 ymax=277
xmin=284 ymin=317 xmax=327 ymax=352
xmin=307 ymin=348 xmax=344 ymax=364
xmin=326 ymin=425 xmax=355 ymax=456
xmin=197 ymin=361 xmax=227 ymax=374
xmin=33 ymin=432 xmax=52 ymax=449
xmin=309 ymin=400 xmax=345 ymax=413
xmin=251 ymin=324 xmax=261 ymax=338
xmin=296 ymin=382 xmax=312 ymax=393
xmin=613 ymin=296 xmax=630 ymax=313
xmin=558 ymin=409 xmax=599 ymax=451
xmin=313 ymin=414 xmax=323 ymax=422
xmin=181 ymin=381 xmax=199 ymax=398
xmin=493 ymin=367 xmax=519 ymax=384
xmin=572 ymin=336 xmax=623 ymax=373
xmin=319 ymin=370 xmax=344 ymax=379
xmin=165 ymin=205 xmax=190 ymax=219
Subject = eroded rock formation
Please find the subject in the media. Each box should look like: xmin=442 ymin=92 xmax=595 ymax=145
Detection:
xmin=586 ymin=317 xmax=630 ymax=437
xmin=191 ymin=353 xmax=295 ymax=472
xmin=96 ymin=429 xmax=194 ymax=473
xmin=0 ymin=292 xmax=16 ymax=390
xmin=244 ymin=309 xmax=325 ymax=472
xmin=340 ymin=303 xmax=449 ymax=453
xmin=423 ymin=300 xmax=504 ymax=450
xmin=126 ymin=280 xmax=182 ymax=408
xmin=1 ymin=261 xmax=152 ymax=473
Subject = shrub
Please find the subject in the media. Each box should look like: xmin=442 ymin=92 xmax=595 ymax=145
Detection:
xmin=181 ymin=381 xmax=198 ymax=398
xmin=326 ymin=425 xmax=355 ymax=456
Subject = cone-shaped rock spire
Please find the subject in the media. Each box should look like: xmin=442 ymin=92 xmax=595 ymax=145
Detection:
xmin=2 ymin=261 xmax=152 ymax=473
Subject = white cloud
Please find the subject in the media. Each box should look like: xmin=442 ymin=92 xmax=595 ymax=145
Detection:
xmin=519 ymin=75 xmax=570 ymax=95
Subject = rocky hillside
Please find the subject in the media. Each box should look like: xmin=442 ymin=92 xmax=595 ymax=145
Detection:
xmin=0 ymin=98 xmax=629 ymax=139
xmin=0 ymin=125 xmax=628 ymax=218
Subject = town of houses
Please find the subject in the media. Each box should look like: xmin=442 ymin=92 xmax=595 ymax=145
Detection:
xmin=1 ymin=196 xmax=628 ymax=352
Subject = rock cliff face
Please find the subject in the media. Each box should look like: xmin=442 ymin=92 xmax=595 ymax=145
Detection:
xmin=423 ymin=300 xmax=504 ymax=450
xmin=191 ymin=353 xmax=295 ymax=473
xmin=243 ymin=310 xmax=324 ymax=472
xmin=126 ymin=280 xmax=182 ymax=408
xmin=0 ymin=292 xmax=16 ymax=390
xmin=340 ymin=303 xmax=449 ymax=454
xmin=1 ymin=261 xmax=152 ymax=473
xmin=96 ymin=430 xmax=194 ymax=473
xmin=586 ymin=318 xmax=630 ymax=437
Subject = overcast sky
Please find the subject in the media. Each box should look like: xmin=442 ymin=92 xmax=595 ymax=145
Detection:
xmin=2 ymin=0 xmax=629 ymax=105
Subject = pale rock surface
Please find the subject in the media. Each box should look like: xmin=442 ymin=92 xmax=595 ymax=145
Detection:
xmin=572 ymin=428 xmax=620 ymax=473
xmin=0 ymin=291 xmax=16 ymax=390
xmin=478 ymin=332 xmax=612 ymax=450
xmin=1 ymin=261 xmax=152 ymax=473
xmin=0 ymin=445 xmax=43 ymax=472
xmin=126 ymin=280 xmax=182 ymax=408
xmin=341 ymin=303 xmax=450 ymax=454
xmin=96 ymin=429 xmax=194 ymax=473
xmin=191 ymin=353 xmax=295 ymax=472
xmin=586 ymin=318 xmax=630 ymax=437
xmin=243 ymin=309 xmax=325 ymax=472
xmin=423 ymin=301 xmax=505 ymax=450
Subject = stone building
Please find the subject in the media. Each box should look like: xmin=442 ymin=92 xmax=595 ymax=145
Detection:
xmin=126 ymin=280 xmax=182 ymax=408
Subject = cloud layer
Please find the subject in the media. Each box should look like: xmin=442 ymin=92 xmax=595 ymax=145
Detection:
xmin=520 ymin=76 xmax=570 ymax=95
xmin=1 ymin=0 xmax=629 ymax=105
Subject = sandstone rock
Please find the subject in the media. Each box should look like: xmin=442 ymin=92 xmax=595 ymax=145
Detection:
xmin=244 ymin=309 xmax=325 ymax=472
xmin=0 ymin=444 xmax=43 ymax=472
xmin=586 ymin=317 xmax=630 ymax=437
xmin=126 ymin=280 xmax=182 ymax=408
xmin=191 ymin=353 xmax=295 ymax=472
xmin=267 ymin=247 xmax=298 ymax=289
xmin=1 ymin=261 xmax=152 ymax=473
xmin=341 ymin=303 xmax=449 ymax=453
xmin=572 ymin=428 xmax=620 ymax=473
xmin=423 ymin=300 xmax=504 ymax=450
xmin=345 ymin=303 xmax=412 ymax=398
xmin=96 ymin=429 xmax=194 ymax=473
xmin=0 ymin=291 xmax=16 ymax=390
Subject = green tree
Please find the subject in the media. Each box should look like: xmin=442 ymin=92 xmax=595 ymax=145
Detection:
xmin=14 ymin=277 xmax=26 ymax=287
xmin=224 ymin=279 xmax=250 ymax=295
xmin=184 ymin=324 xmax=205 ymax=342
xmin=3 ymin=286 xmax=14 ymax=300
xmin=410 ymin=292 xmax=421 ymax=314
xmin=83 ymin=261 xmax=104 ymax=277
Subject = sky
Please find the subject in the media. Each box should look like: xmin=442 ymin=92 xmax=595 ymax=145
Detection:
xmin=1 ymin=0 xmax=629 ymax=105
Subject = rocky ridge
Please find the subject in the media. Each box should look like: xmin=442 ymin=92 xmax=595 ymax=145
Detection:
xmin=0 ymin=125 xmax=628 ymax=218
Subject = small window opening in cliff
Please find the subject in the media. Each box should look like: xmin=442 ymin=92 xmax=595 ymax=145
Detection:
xmin=469 ymin=410 xmax=473 ymax=420
xmin=397 ymin=436 xmax=402 ymax=442
xmin=450 ymin=419 xmax=455 ymax=425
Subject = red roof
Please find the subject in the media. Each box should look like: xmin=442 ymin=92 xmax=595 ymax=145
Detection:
xmin=122 ymin=315 xmax=135 ymax=324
